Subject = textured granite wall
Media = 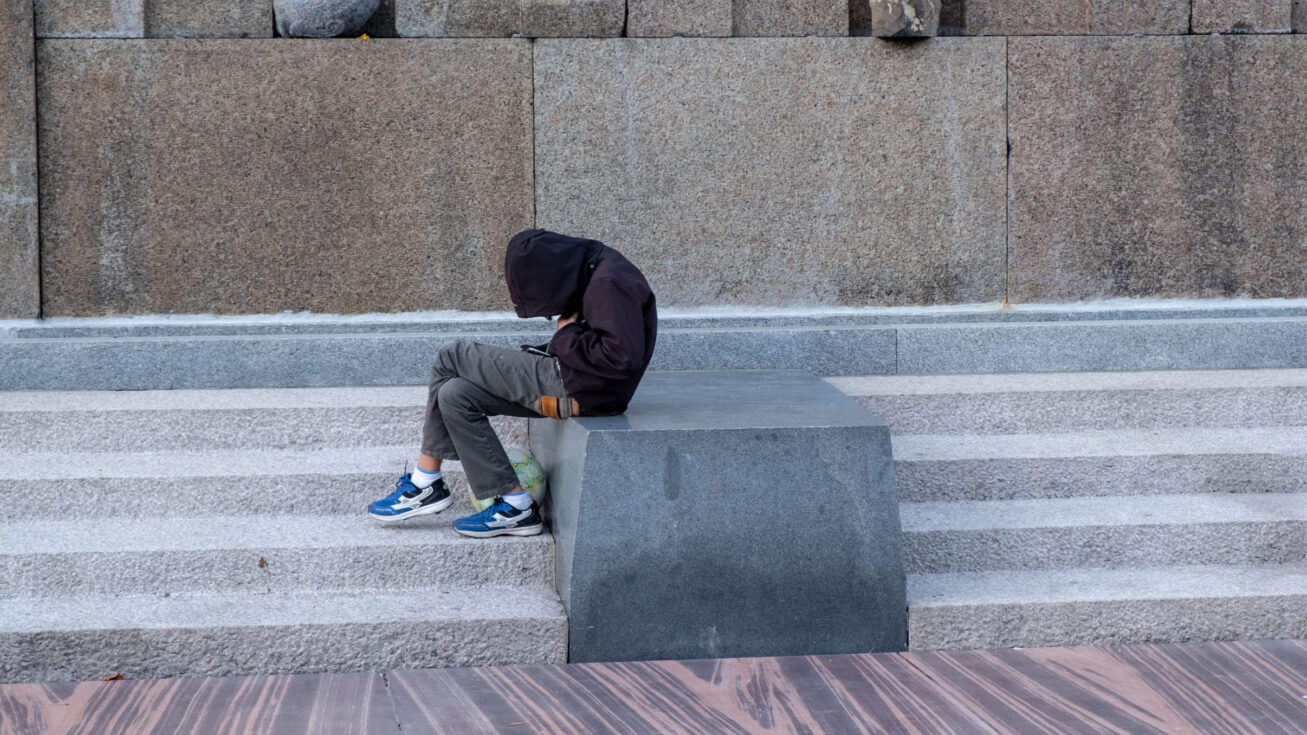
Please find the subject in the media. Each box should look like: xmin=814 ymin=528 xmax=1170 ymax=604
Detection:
xmin=1191 ymin=0 xmax=1293 ymax=34
xmin=962 ymin=0 xmax=1189 ymax=35
xmin=1008 ymin=36 xmax=1307 ymax=302
xmin=37 ymin=40 xmax=533 ymax=316
xmin=1 ymin=0 xmax=39 ymax=319
xmin=534 ymin=38 xmax=1007 ymax=308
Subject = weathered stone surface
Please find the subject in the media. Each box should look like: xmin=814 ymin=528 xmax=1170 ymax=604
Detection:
xmin=275 ymin=0 xmax=378 ymax=36
xmin=1296 ymin=0 xmax=1307 ymax=31
xmin=628 ymin=0 xmax=732 ymax=37
xmin=35 ymin=0 xmax=144 ymax=37
xmin=732 ymin=0 xmax=847 ymax=36
xmin=395 ymin=0 xmax=623 ymax=37
xmin=852 ymin=0 xmax=941 ymax=36
xmin=938 ymin=0 xmax=963 ymax=34
xmin=148 ymin=0 xmax=274 ymax=37
xmin=531 ymin=371 xmax=906 ymax=662
xmin=37 ymin=40 xmax=534 ymax=316
xmin=964 ymin=0 xmax=1188 ymax=35
xmin=1191 ymin=0 xmax=1293 ymax=34
xmin=1009 ymin=36 xmax=1307 ymax=302
xmin=1 ymin=0 xmax=39 ymax=319
xmin=535 ymin=38 xmax=1006 ymax=308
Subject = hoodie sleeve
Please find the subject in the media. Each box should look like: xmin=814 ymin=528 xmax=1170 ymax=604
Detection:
xmin=550 ymin=276 xmax=648 ymax=381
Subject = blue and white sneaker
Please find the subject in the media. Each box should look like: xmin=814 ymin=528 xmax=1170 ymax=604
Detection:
xmin=452 ymin=498 xmax=543 ymax=538
xmin=368 ymin=474 xmax=453 ymax=523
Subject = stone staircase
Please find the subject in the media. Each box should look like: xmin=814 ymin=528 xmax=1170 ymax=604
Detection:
xmin=831 ymin=368 xmax=1307 ymax=651
xmin=0 ymin=387 xmax=566 ymax=683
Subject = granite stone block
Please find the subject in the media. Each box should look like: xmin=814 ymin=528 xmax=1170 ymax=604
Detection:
xmin=34 ymin=0 xmax=145 ymax=37
xmin=147 ymin=0 xmax=274 ymax=37
xmin=732 ymin=0 xmax=847 ymax=35
xmin=395 ymin=0 xmax=623 ymax=37
xmin=1296 ymin=0 xmax=1306 ymax=30
xmin=1009 ymin=36 xmax=1307 ymax=302
xmin=36 ymin=40 xmax=533 ymax=316
xmin=1 ymin=0 xmax=39 ymax=318
xmin=628 ymin=0 xmax=732 ymax=36
xmin=534 ymin=38 xmax=1006 ymax=308
xmin=1191 ymin=0 xmax=1292 ymax=33
xmin=963 ymin=0 xmax=1188 ymax=35
xmin=852 ymin=0 xmax=941 ymax=37
xmin=530 ymin=371 xmax=906 ymax=662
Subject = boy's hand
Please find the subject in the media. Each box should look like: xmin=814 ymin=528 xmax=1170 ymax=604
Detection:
xmin=556 ymin=312 xmax=580 ymax=330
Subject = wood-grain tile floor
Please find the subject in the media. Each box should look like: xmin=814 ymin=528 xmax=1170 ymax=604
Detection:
xmin=2 ymin=640 xmax=1304 ymax=734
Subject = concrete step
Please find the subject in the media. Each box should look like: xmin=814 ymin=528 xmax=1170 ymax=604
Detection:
xmin=0 ymin=584 xmax=568 ymax=683
xmin=901 ymin=493 xmax=1307 ymax=573
xmin=893 ymin=427 xmax=1307 ymax=501
xmin=0 ymin=446 xmax=491 ymax=520
xmin=907 ymin=563 xmax=1307 ymax=651
xmin=0 ymin=514 xmax=554 ymax=597
xmin=0 ymin=386 xmax=527 ymax=453
xmin=831 ymin=369 xmax=1307 ymax=434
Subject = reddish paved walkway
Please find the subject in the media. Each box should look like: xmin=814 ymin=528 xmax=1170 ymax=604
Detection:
xmin=2 ymin=639 xmax=1305 ymax=734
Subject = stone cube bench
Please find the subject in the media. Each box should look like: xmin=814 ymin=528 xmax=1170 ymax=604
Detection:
xmin=529 ymin=370 xmax=906 ymax=663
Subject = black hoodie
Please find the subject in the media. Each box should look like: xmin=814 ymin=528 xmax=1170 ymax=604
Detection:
xmin=504 ymin=229 xmax=657 ymax=416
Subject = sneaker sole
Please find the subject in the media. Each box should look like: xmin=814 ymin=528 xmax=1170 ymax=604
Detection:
xmin=368 ymin=495 xmax=454 ymax=523
xmin=453 ymin=523 xmax=544 ymax=539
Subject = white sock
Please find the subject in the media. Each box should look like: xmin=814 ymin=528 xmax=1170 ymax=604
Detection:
xmin=503 ymin=491 xmax=533 ymax=510
xmin=411 ymin=466 xmax=441 ymax=489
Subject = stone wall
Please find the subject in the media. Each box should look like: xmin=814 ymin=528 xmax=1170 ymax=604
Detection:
xmin=3 ymin=1 xmax=1306 ymax=317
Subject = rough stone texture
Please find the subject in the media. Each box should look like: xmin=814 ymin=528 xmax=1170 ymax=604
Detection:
xmin=908 ymin=564 xmax=1307 ymax=650
xmin=1010 ymin=36 xmax=1307 ymax=303
xmin=535 ymin=38 xmax=1006 ymax=308
xmin=1191 ymin=0 xmax=1293 ymax=33
xmin=938 ymin=0 xmax=963 ymax=34
xmin=531 ymin=371 xmax=906 ymax=662
xmin=1297 ymin=0 xmax=1307 ymax=30
xmin=1 ymin=0 xmax=39 ymax=319
xmin=627 ymin=0 xmax=732 ymax=37
xmin=732 ymin=0 xmax=847 ymax=35
xmin=37 ymin=40 xmax=533 ymax=316
xmin=395 ymin=0 xmax=624 ymax=37
xmin=147 ymin=0 xmax=274 ymax=37
xmin=963 ymin=0 xmax=1189 ymax=35
xmin=275 ymin=0 xmax=379 ymax=36
xmin=851 ymin=0 xmax=940 ymax=37
xmin=34 ymin=0 xmax=145 ymax=37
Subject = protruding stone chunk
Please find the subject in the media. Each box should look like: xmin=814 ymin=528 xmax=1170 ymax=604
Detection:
xmin=274 ymin=0 xmax=379 ymax=37
xmin=1191 ymin=0 xmax=1292 ymax=34
xmin=628 ymin=0 xmax=732 ymax=37
xmin=732 ymin=0 xmax=848 ymax=36
xmin=852 ymin=0 xmax=941 ymax=37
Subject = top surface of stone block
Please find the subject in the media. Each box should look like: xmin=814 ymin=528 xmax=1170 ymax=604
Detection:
xmin=1 ymin=0 xmax=39 ymax=319
xmin=37 ymin=40 xmax=533 ymax=317
xmin=1008 ymin=36 xmax=1307 ymax=302
xmin=534 ymin=38 xmax=1007 ymax=309
xmin=35 ymin=0 xmax=145 ymax=37
xmin=732 ymin=0 xmax=848 ymax=36
xmin=964 ymin=0 xmax=1189 ymax=35
xmin=627 ymin=0 xmax=732 ymax=37
xmin=574 ymin=371 xmax=886 ymax=432
xmin=1191 ymin=0 xmax=1293 ymax=33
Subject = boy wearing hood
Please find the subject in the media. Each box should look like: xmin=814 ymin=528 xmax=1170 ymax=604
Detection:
xmin=368 ymin=230 xmax=658 ymax=538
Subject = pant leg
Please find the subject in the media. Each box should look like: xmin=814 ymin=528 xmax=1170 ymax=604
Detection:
xmin=420 ymin=339 xmax=569 ymax=500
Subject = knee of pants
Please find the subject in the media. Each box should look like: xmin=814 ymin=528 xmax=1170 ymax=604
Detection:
xmin=437 ymin=377 xmax=479 ymax=416
xmin=431 ymin=338 xmax=472 ymax=382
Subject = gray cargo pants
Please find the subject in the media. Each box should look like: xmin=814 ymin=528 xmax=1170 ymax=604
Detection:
xmin=422 ymin=339 xmax=573 ymax=500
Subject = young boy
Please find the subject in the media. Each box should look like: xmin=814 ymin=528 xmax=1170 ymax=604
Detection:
xmin=368 ymin=229 xmax=658 ymax=537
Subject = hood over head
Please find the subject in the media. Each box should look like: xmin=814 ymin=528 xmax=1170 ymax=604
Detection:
xmin=504 ymin=229 xmax=603 ymax=318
